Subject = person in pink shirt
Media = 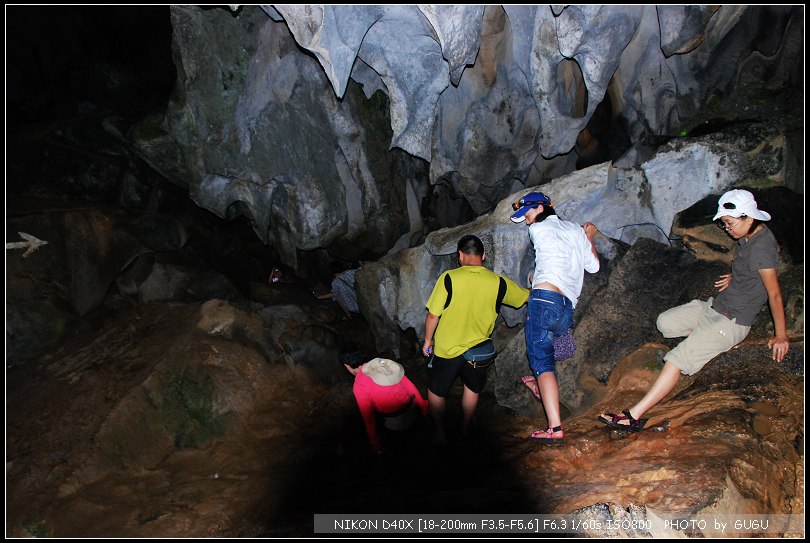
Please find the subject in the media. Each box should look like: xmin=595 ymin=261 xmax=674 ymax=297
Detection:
xmin=342 ymin=354 xmax=429 ymax=454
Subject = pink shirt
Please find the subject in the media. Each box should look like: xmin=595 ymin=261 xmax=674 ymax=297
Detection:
xmin=353 ymin=369 xmax=428 ymax=452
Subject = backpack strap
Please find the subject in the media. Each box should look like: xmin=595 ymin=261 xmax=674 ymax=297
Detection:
xmin=496 ymin=276 xmax=507 ymax=313
xmin=443 ymin=273 xmax=453 ymax=309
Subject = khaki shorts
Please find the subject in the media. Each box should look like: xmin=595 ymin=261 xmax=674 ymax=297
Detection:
xmin=657 ymin=298 xmax=750 ymax=376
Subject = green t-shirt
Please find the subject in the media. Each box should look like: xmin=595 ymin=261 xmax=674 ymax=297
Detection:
xmin=425 ymin=265 xmax=529 ymax=358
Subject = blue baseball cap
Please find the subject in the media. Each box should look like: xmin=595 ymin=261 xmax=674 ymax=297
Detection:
xmin=509 ymin=191 xmax=552 ymax=223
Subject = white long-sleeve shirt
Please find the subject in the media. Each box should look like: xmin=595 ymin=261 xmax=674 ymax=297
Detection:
xmin=529 ymin=215 xmax=599 ymax=308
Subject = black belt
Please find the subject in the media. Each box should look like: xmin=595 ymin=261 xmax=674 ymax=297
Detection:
xmin=381 ymin=396 xmax=414 ymax=418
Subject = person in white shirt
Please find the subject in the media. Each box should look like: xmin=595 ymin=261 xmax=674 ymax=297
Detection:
xmin=510 ymin=191 xmax=600 ymax=443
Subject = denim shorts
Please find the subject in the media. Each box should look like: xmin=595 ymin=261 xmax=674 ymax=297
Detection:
xmin=525 ymin=289 xmax=574 ymax=376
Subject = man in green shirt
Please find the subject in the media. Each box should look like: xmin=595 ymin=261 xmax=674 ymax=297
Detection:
xmin=422 ymin=235 xmax=529 ymax=444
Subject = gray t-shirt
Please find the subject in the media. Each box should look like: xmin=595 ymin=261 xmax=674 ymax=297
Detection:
xmin=712 ymin=225 xmax=779 ymax=326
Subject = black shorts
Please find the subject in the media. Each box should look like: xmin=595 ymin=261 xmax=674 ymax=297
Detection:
xmin=427 ymin=353 xmax=489 ymax=397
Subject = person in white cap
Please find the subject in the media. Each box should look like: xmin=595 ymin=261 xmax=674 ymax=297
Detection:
xmin=342 ymin=353 xmax=428 ymax=454
xmin=599 ymin=188 xmax=790 ymax=432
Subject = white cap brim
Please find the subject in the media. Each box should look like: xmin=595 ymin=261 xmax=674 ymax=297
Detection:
xmin=713 ymin=208 xmax=771 ymax=222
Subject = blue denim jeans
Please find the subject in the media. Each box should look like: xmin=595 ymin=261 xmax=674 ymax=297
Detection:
xmin=525 ymin=289 xmax=574 ymax=376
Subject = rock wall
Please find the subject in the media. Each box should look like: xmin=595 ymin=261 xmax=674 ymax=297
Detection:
xmin=357 ymin=120 xmax=797 ymax=359
xmin=142 ymin=5 xmax=803 ymax=272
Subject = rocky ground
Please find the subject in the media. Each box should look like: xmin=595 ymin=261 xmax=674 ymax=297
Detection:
xmin=6 ymin=278 xmax=804 ymax=537
xmin=5 ymin=186 xmax=804 ymax=539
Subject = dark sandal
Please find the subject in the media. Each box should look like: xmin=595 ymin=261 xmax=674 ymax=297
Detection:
xmin=598 ymin=409 xmax=647 ymax=433
xmin=528 ymin=425 xmax=564 ymax=444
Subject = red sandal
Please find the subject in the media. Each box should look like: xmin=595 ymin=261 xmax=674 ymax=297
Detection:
xmin=528 ymin=425 xmax=564 ymax=444
xmin=520 ymin=375 xmax=541 ymax=400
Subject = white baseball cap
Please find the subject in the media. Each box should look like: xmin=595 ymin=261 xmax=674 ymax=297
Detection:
xmin=712 ymin=189 xmax=771 ymax=222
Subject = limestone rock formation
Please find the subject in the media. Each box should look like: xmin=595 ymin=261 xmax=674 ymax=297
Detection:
xmin=5 ymin=206 xmax=190 ymax=366
xmin=4 ymin=7 xmax=805 ymax=537
xmin=146 ymin=5 xmax=802 ymax=271
xmin=356 ymin=119 xmax=798 ymax=359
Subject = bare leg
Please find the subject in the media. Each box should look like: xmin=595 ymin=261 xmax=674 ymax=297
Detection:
xmin=628 ymin=361 xmax=682 ymax=419
xmin=427 ymin=390 xmax=448 ymax=444
xmin=460 ymin=385 xmax=479 ymax=435
xmin=537 ymin=372 xmax=562 ymax=433
xmin=600 ymin=361 xmax=682 ymax=425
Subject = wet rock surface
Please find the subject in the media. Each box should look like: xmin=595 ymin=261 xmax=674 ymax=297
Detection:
xmin=6 ymin=292 xmax=804 ymax=537
xmin=6 ymin=185 xmax=804 ymax=538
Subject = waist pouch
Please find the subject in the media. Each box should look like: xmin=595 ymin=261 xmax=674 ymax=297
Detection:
xmin=553 ymin=329 xmax=576 ymax=361
xmin=462 ymin=339 xmax=496 ymax=368
xmin=381 ymin=397 xmax=420 ymax=431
